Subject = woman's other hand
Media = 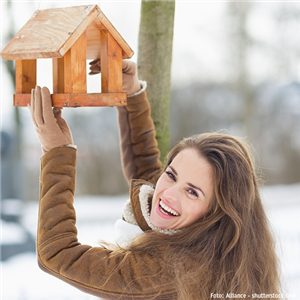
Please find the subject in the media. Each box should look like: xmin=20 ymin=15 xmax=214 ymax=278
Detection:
xmin=28 ymin=86 xmax=73 ymax=154
xmin=89 ymin=59 xmax=141 ymax=96
xmin=89 ymin=58 xmax=101 ymax=75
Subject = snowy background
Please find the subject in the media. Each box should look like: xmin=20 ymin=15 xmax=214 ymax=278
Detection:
xmin=1 ymin=183 xmax=300 ymax=300
xmin=1 ymin=1 xmax=300 ymax=299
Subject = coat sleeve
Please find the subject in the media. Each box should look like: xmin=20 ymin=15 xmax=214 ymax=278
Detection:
xmin=117 ymin=84 xmax=163 ymax=185
xmin=36 ymin=147 xmax=176 ymax=300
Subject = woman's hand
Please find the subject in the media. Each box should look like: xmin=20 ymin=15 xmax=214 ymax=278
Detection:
xmin=28 ymin=86 xmax=73 ymax=154
xmin=89 ymin=59 xmax=141 ymax=96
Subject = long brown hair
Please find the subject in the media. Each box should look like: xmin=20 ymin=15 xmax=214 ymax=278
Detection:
xmin=113 ymin=133 xmax=282 ymax=299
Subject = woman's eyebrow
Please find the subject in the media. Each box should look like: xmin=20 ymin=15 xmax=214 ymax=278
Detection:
xmin=168 ymin=166 xmax=178 ymax=175
xmin=169 ymin=165 xmax=205 ymax=197
xmin=187 ymin=183 xmax=205 ymax=197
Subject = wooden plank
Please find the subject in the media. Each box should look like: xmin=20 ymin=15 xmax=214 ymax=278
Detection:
xmin=15 ymin=59 xmax=36 ymax=94
xmin=100 ymin=31 xmax=108 ymax=93
xmin=63 ymin=50 xmax=72 ymax=93
xmin=107 ymin=32 xmax=122 ymax=93
xmin=13 ymin=93 xmax=127 ymax=107
xmin=100 ymin=30 xmax=122 ymax=93
xmin=15 ymin=60 xmax=23 ymax=94
xmin=97 ymin=11 xmax=134 ymax=59
xmin=70 ymin=93 xmax=126 ymax=107
xmin=86 ymin=19 xmax=103 ymax=60
xmin=63 ymin=32 xmax=87 ymax=94
xmin=71 ymin=32 xmax=87 ymax=93
xmin=0 ymin=5 xmax=99 ymax=60
xmin=53 ymin=57 xmax=64 ymax=93
xmin=14 ymin=94 xmax=70 ymax=107
xmin=52 ymin=94 xmax=71 ymax=107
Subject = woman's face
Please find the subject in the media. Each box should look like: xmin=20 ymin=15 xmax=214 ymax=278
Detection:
xmin=150 ymin=148 xmax=214 ymax=230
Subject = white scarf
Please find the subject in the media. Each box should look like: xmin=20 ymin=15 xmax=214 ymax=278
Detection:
xmin=116 ymin=184 xmax=178 ymax=244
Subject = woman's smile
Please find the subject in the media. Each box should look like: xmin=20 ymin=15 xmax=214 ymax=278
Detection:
xmin=150 ymin=148 xmax=214 ymax=230
xmin=156 ymin=198 xmax=180 ymax=219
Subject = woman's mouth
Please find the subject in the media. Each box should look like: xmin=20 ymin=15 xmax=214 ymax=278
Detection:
xmin=156 ymin=199 xmax=180 ymax=219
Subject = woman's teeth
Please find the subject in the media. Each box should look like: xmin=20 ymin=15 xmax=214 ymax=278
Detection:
xmin=159 ymin=200 xmax=179 ymax=216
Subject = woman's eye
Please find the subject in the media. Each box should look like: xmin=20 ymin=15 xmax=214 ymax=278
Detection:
xmin=188 ymin=189 xmax=198 ymax=197
xmin=166 ymin=171 xmax=175 ymax=181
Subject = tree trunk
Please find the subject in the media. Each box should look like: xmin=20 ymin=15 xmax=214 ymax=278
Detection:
xmin=137 ymin=0 xmax=175 ymax=161
xmin=226 ymin=1 xmax=254 ymax=139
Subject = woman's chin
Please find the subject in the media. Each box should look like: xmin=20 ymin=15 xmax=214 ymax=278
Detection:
xmin=149 ymin=214 xmax=169 ymax=230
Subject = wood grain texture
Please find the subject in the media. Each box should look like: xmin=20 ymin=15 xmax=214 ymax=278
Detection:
xmin=63 ymin=49 xmax=72 ymax=93
xmin=15 ymin=60 xmax=36 ymax=93
xmin=14 ymin=93 xmax=127 ymax=107
xmin=14 ymin=94 xmax=70 ymax=107
xmin=1 ymin=5 xmax=134 ymax=61
xmin=70 ymin=93 xmax=126 ymax=107
xmin=86 ymin=20 xmax=102 ymax=60
xmin=71 ymin=32 xmax=87 ymax=93
xmin=100 ymin=31 xmax=108 ymax=93
xmin=100 ymin=31 xmax=122 ymax=93
xmin=53 ymin=58 xmax=64 ymax=93
xmin=1 ymin=5 xmax=99 ymax=60
xmin=63 ymin=32 xmax=87 ymax=93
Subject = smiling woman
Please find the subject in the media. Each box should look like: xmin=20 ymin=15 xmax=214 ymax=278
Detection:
xmin=150 ymin=148 xmax=214 ymax=230
xmin=31 ymin=60 xmax=282 ymax=300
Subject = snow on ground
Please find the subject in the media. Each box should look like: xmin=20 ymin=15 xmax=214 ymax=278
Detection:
xmin=260 ymin=184 xmax=300 ymax=299
xmin=1 ymin=184 xmax=300 ymax=300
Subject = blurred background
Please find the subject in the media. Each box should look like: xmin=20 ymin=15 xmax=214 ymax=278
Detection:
xmin=1 ymin=1 xmax=300 ymax=299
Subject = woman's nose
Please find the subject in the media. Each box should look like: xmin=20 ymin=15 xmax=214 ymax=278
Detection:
xmin=163 ymin=184 xmax=179 ymax=202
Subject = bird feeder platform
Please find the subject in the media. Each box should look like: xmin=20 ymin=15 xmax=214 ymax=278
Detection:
xmin=0 ymin=5 xmax=134 ymax=107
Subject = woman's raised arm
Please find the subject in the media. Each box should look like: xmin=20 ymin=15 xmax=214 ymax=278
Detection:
xmin=116 ymin=61 xmax=163 ymax=184
xmin=90 ymin=59 xmax=162 ymax=184
xmin=30 ymin=86 xmax=177 ymax=300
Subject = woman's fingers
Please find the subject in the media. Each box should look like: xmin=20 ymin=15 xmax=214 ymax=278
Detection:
xmin=29 ymin=88 xmax=38 ymax=128
xmin=122 ymin=60 xmax=136 ymax=75
xmin=89 ymin=65 xmax=101 ymax=74
xmin=29 ymin=86 xmax=56 ymax=126
xmin=89 ymin=58 xmax=100 ymax=66
xmin=27 ymin=86 xmax=73 ymax=153
xmin=53 ymin=107 xmax=62 ymax=117
xmin=89 ymin=59 xmax=101 ymax=75
xmin=41 ymin=87 xmax=54 ymax=124
xmin=53 ymin=107 xmax=65 ymax=128
xmin=34 ymin=86 xmax=44 ymax=126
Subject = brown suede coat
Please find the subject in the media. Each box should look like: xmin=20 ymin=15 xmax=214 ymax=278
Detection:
xmin=37 ymin=91 xmax=178 ymax=299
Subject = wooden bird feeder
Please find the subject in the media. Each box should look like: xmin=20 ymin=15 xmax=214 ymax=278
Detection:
xmin=0 ymin=5 xmax=134 ymax=107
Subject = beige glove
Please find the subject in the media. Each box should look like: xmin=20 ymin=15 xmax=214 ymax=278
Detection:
xmin=28 ymin=86 xmax=73 ymax=154
xmin=89 ymin=59 xmax=141 ymax=96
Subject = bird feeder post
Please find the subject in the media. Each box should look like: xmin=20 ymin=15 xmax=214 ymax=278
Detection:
xmin=64 ymin=32 xmax=87 ymax=94
xmin=14 ymin=59 xmax=37 ymax=105
xmin=53 ymin=57 xmax=64 ymax=94
xmin=100 ymin=30 xmax=122 ymax=94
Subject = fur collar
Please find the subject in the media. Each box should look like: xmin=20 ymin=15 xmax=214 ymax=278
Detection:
xmin=123 ymin=184 xmax=179 ymax=235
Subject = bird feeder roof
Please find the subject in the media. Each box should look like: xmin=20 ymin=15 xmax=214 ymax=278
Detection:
xmin=0 ymin=4 xmax=134 ymax=60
